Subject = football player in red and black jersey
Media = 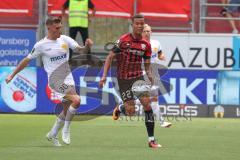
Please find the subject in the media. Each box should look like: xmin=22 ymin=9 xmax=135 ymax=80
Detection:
xmin=99 ymin=14 xmax=161 ymax=148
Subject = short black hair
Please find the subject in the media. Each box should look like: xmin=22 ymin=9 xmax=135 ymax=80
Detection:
xmin=46 ymin=16 xmax=61 ymax=25
xmin=131 ymin=14 xmax=144 ymax=21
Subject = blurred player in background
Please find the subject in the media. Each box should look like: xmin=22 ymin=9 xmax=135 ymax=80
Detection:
xmin=5 ymin=16 xmax=93 ymax=146
xmin=141 ymin=24 xmax=172 ymax=128
xmin=99 ymin=14 xmax=162 ymax=148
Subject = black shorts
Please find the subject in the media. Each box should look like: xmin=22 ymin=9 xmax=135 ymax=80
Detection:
xmin=118 ymin=76 xmax=149 ymax=102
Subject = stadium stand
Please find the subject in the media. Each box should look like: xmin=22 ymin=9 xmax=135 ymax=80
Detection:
xmin=0 ymin=0 xmax=39 ymax=29
xmin=200 ymin=0 xmax=240 ymax=33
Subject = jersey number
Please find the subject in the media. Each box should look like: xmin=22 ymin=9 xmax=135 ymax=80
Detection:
xmin=122 ymin=89 xmax=132 ymax=101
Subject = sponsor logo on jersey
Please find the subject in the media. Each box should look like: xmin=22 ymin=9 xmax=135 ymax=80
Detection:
xmin=126 ymin=49 xmax=145 ymax=56
xmin=50 ymin=53 xmax=67 ymax=62
xmin=45 ymin=48 xmax=51 ymax=51
xmin=151 ymin=54 xmax=157 ymax=58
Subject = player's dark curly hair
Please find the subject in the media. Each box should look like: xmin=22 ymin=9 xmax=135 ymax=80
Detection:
xmin=131 ymin=14 xmax=144 ymax=22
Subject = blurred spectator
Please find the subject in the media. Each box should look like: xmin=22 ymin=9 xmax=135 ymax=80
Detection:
xmin=220 ymin=0 xmax=240 ymax=34
xmin=62 ymin=0 xmax=95 ymax=59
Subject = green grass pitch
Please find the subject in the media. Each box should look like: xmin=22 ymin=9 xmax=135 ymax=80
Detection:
xmin=0 ymin=114 xmax=239 ymax=160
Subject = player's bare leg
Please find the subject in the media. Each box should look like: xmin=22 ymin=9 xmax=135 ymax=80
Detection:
xmin=124 ymin=100 xmax=136 ymax=116
xmin=112 ymin=103 xmax=126 ymax=120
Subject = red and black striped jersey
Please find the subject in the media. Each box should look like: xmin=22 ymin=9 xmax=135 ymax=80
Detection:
xmin=115 ymin=33 xmax=152 ymax=80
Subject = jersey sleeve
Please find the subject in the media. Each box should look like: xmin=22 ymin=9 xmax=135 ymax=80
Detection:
xmin=27 ymin=43 xmax=42 ymax=59
xmin=61 ymin=35 xmax=79 ymax=50
xmin=111 ymin=39 xmax=121 ymax=53
xmin=143 ymin=42 xmax=152 ymax=59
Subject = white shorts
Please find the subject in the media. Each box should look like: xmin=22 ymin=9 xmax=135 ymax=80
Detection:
xmin=142 ymin=71 xmax=161 ymax=97
xmin=48 ymin=74 xmax=76 ymax=101
xmin=141 ymin=57 xmax=165 ymax=97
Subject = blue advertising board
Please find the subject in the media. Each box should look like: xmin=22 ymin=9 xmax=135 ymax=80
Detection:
xmin=159 ymin=70 xmax=218 ymax=105
xmin=0 ymin=29 xmax=36 ymax=66
xmin=1 ymin=67 xmax=239 ymax=114
xmin=233 ymin=36 xmax=240 ymax=70
xmin=0 ymin=67 xmax=37 ymax=112
xmin=36 ymin=68 xmax=219 ymax=113
xmin=216 ymin=71 xmax=240 ymax=105
xmin=36 ymin=67 xmax=117 ymax=114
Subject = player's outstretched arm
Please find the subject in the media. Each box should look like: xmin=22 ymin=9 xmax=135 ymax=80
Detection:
xmin=99 ymin=51 xmax=115 ymax=88
xmin=5 ymin=57 xmax=30 ymax=84
xmin=75 ymin=38 xmax=93 ymax=54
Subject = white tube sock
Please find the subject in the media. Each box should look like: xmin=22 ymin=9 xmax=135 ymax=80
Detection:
xmin=151 ymin=101 xmax=164 ymax=124
xmin=62 ymin=105 xmax=77 ymax=133
xmin=50 ymin=116 xmax=64 ymax=137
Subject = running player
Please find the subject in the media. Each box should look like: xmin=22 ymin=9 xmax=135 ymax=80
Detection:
xmin=99 ymin=14 xmax=161 ymax=148
xmin=110 ymin=24 xmax=172 ymax=128
xmin=5 ymin=16 xmax=93 ymax=146
xmin=142 ymin=24 xmax=172 ymax=128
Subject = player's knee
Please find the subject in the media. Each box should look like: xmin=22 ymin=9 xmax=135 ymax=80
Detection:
xmin=151 ymin=96 xmax=158 ymax=102
xmin=71 ymin=95 xmax=81 ymax=107
xmin=125 ymin=105 xmax=135 ymax=116
xmin=126 ymin=110 xmax=135 ymax=116
xmin=143 ymin=105 xmax=152 ymax=111
xmin=141 ymin=97 xmax=152 ymax=111
xmin=140 ymin=97 xmax=151 ymax=107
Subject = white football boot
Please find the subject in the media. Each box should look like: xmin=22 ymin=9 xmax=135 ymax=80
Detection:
xmin=46 ymin=132 xmax=62 ymax=147
xmin=160 ymin=121 xmax=172 ymax=128
xmin=62 ymin=130 xmax=71 ymax=145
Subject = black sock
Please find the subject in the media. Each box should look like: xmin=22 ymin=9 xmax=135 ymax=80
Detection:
xmin=145 ymin=110 xmax=155 ymax=137
xmin=119 ymin=104 xmax=126 ymax=115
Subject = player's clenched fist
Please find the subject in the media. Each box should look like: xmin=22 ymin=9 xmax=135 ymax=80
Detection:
xmin=85 ymin=38 xmax=93 ymax=47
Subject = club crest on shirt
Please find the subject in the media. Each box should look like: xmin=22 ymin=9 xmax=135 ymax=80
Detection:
xmin=141 ymin=44 xmax=146 ymax=50
xmin=153 ymin=47 xmax=158 ymax=53
xmin=61 ymin=43 xmax=68 ymax=51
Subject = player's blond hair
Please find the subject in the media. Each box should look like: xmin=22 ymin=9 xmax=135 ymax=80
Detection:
xmin=144 ymin=24 xmax=151 ymax=30
xmin=46 ymin=16 xmax=61 ymax=25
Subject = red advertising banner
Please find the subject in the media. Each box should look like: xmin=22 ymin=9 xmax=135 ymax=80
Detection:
xmin=91 ymin=0 xmax=134 ymax=18
xmin=48 ymin=0 xmax=66 ymax=15
xmin=0 ymin=0 xmax=33 ymax=17
xmin=48 ymin=0 xmax=134 ymax=18
xmin=138 ymin=0 xmax=191 ymax=20
xmin=47 ymin=0 xmax=190 ymax=19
